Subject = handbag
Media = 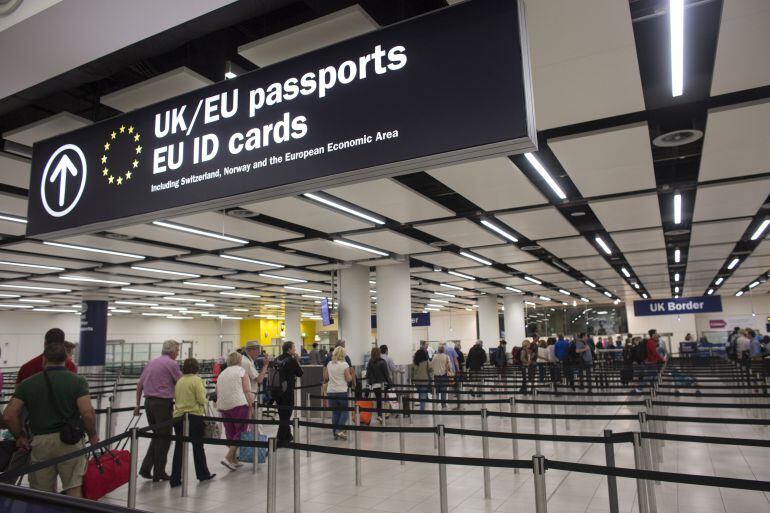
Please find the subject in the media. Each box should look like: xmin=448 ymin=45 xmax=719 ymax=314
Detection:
xmin=203 ymin=403 xmax=221 ymax=440
xmin=82 ymin=448 xmax=130 ymax=501
xmin=43 ymin=371 xmax=84 ymax=445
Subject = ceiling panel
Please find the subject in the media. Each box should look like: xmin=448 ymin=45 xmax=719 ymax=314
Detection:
xmin=452 ymin=266 xmax=509 ymax=280
xmin=711 ymin=0 xmax=770 ymax=95
xmin=176 ymin=254 xmax=279 ymax=272
xmin=3 ymin=112 xmax=90 ymax=146
xmin=324 ymin=179 xmax=452 ymax=223
xmin=1 ymin=241 xmax=137 ymax=264
xmin=56 ymin=234 xmax=182 ymax=258
xmin=280 ymin=239 xmax=379 ymax=261
xmin=692 ymin=179 xmax=770 ymax=222
xmin=0 ymin=251 xmax=95 ymax=270
xmin=690 ymin=219 xmax=751 ymax=246
xmin=509 ymin=261 xmax=558 ymax=275
xmin=111 ymin=223 xmax=240 ymax=251
xmin=100 ymin=67 xmax=212 ymax=112
xmin=590 ymin=194 xmax=661 ymax=231
xmin=742 ymin=254 xmax=770 ymax=269
xmin=563 ymin=255 xmax=613 ymax=272
xmin=688 ymin=243 xmax=734 ymax=263
xmin=412 ymin=271 xmax=464 ymax=283
xmin=0 ymin=153 xmax=30 ymax=189
xmin=101 ymin=261 xmax=224 ymax=278
xmin=415 ymin=219 xmax=503 ymax=247
xmin=168 ymin=212 xmax=301 ymax=242
xmin=415 ymin=252 xmax=482 ymax=269
xmin=346 ymin=229 xmax=435 ymax=255
xmin=538 ymin=236 xmax=599 ymax=258
xmin=526 ymin=0 xmax=644 ymax=129
xmin=473 ymin=244 xmax=538 ymax=264
xmin=609 ymin=228 xmax=665 ymax=253
xmin=549 ymin=123 xmax=655 ymax=197
xmin=699 ymin=100 xmax=770 ymax=181
xmin=495 ymin=207 xmax=579 ymax=240
xmin=0 ymin=193 xmax=27 ymax=216
xmin=243 ymin=197 xmax=372 ymax=233
xmin=226 ymin=246 xmax=325 ymax=267
xmin=238 ymin=6 xmax=377 ymax=67
xmin=624 ymin=249 xmax=667 ymax=267
xmin=686 ymin=259 xmax=726 ymax=273
xmin=426 ymin=157 xmax=546 ymax=211
xmin=0 ymin=218 xmax=25 ymax=236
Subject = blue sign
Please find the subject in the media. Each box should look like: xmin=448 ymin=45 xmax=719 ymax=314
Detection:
xmin=633 ymin=296 xmax=722 ymax=317
xmin=371 ymin=312 xmax=430 ymax=329
xmin=79 ymin=300 xmax=108 ymax=366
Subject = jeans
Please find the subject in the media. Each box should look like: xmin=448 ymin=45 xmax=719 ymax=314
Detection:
xmin=434 ymin=375 xmax=448 ymax=407
xmin=140 ymin=397 xmax=174 ymax=478
xmin=170 ymin=414 xmax=211 ymax=485
xmin=416 ymin=386 xmax=429 ymax=411
xmin=328 ymin=392 xmax=349 ymax=433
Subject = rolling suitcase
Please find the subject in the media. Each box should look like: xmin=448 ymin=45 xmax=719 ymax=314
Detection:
xmin=356 ymin=400 xmax=373 ymax=425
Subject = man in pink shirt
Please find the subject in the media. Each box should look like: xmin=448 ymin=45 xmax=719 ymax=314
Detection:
xmin=134 ymin=340 xmax=182 ymax=481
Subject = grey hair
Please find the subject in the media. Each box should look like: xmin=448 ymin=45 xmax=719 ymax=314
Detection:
xmin=161 ymin=339 xmax=180 ymax=355
xmin=226 ymin=351 xmax=242 ymax=367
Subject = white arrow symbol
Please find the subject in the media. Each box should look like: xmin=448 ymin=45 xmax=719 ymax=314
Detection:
xmin=49 ymin=154 xmax=79 ymax=207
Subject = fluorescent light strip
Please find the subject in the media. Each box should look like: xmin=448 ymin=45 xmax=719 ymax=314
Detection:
xmin=152 ymin=221 xmax=248 ymax=244
xmin=505 ymin=287 xmax=523 ymax=293
xmin=707 ymin=289 xmax=714 ymax=295
xmin=110 ymin=309 xmax=131 ymax=313
xmin=151 ymin=306 xmax=188 ymax=311
xmin=303 ymin=193 xmax=385 ymax=225
xmin=142 ymin=313 xmax=167 ymax=317
xmin=674 ymin=249 xmax=681 ymax=263
xmin=674 ymin=273 xmax=680 ymax=282
xmin=524 ymin=301 xmax=536 ymax=306
xmin=447 ymin=270 xmax=475 ymax=280
xmin=33 ymin=308 xmax=77 ymax=313
xmin=131 ymin=266 xmax=199 ymax=278
xmin=333 ymin=239 xmax=389 ymax=257
xmin=459 ymin=251 xmax=492 ymax=266
xmin=121 ymin=287 xmax=174 ymax=295
xmin=219 ymin=254 xmax=283 ymax=268
xmin=524 ymin=153 xmax=566 ymax=200
xmin=584 ymin=280 xmax=596 ymax=288
xmin=220 ymin=291 xmax=262 ymax=299
xmin=258 ymin=273 xmax=307 ymax=283
xmin=749 ymin=281 xmax=760 ymax=289
xmin=167 ymin=316 xmax=192 ymax=320
xmin=19 ymin=298 xmax=50 ymax=303
xmin=424 ymin=308 xmax=440 ymax=312
xmin=164 ymin=297 xmax=200 ymax=302
xmin=580 ymin=297 xmax=589 ymax=303
xmin=523 ymin=276 xmax=542 ymax=285
xmin=620 ymin=267 xmax=631 ymax=278
xmin=441 ymin=283 xmax=463 ymax=291
xmin=714 ymin=277 xmax=724 ymax=286
xmin=0 ymin=293 xmax=19 ymax=298
xmin=670 ymin=0 xmax=684 ymax=97
xmin=302 ymin=295 xmax=327 ymax=300
xmin=603 ymin=291 xmax=613 ymax=298
xmin=60 ymin=275 xmax=130 ymax=286
xmin=426 ymin=303 xmax=445 ymax=308
xmin=431 ymin=299 xmax=449 ymax=304
xmin=115 ymin=301 xmax=159 ymax=307
xmin=43 ymin=241 xmax=144 ymax=260
xmin=0 ymin=214 xmax=26 ymax=224
xmin=538 ymin=296 xmax=552 ymax=302
xmin=633 ymin=283 xmax=640 ymax=289
xmin=642 ymin=293 xmax=648 ymax=299
xmin=284 ymin=286 xmax=322 ymax=293
xmin=0 ymin=261 xmax=64 ymax=271
xmin=435 ymin=292 xmax=455 ymax=298
xmin=0 ymin=284 xmax=71 ymax=293
xmin=595 ymin=237 xmax=612 ymax=255
xmin=751 ymin=220 xmax=770 ymax=241
xmin=558 ymin=289 xmax=571 ymax=296
xmin=480 ymin=220 xmax=518 ymax=243
xmin=735 ymin=291 xmax=743 ymax=297
xmin=674 ymin=286 xmax=679 ymax=293
xmin=727 ymin=258 xmax=740 ymax=270
xmin=183 ymin=281 xmax=235 ymax=290
xmin=0 ymin=304 xmax=32 ymax=308
xmin=673 ymin=194 xmax=682 ymax=224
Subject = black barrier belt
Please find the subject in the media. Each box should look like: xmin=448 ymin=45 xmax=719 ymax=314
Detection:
xmin=642 ymin=432 xmax=770 ymax=448
xmin=137 ymin=417 xmax=179 ymax=432
xmin=0 ymin=432 xmax=130 ymax=481
xmin=488 ymin=411 xmax=639 ymax=421
xmin=649 ymin=414 xmax=770 ymax=425
xmin=137 ymin=432 xmax=269 ymax=449
xmin=514 ymin=399 xmax=646 ymax=406
xmin=442 ymin=427 xmax=634 ymax=444
xmin=309 ymin=394 xmax=509 ymax=404
xmin=298 ymin=420 xmax=435 ymax=434
xmin=657 ymin=392 xmax=770 ymax=397
xmin=94 ymin=406 xmax=144 ymax=414
xmin=199 ymin=415 xmax=280 ymax=427
xmin=545 ymin=459 xmax=770 ymax=492
xmin=652 ymin=400 xmax=770 ymax=408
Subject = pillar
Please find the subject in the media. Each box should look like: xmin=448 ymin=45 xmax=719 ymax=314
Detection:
xmin=339 ymin=264 xmax=371 ymax=366
xmin=478 ymin=294 xmax=500 ymax=346
xmin=79 ymin=298 xmax=108 ymax=373
xmin=376 ymin=262 xmax=412 ymax=365
xmin=284 ymin=306 xmax=302 ymax=346
xmin=503 ymin=295 xmax=526 ymax=343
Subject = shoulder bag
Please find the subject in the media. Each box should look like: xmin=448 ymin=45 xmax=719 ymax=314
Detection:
xmin=42 ymin=371 xmax=85 ymax=445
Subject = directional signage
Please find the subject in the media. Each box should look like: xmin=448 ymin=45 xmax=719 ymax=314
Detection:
xmin=371 ymin=312 xmax=430 ymax=328
xmin=633 ymin=296 xmax=723 ymax=317
xmin=26 ymin=0 xmax=536 ymax=237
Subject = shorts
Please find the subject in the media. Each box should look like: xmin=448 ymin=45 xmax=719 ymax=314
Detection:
xmin=29 ymin=432 xmax=87 ymax=492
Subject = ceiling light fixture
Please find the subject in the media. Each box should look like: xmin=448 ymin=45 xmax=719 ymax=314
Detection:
xmin=735 ymin=290 xmax=744 ymax=297
xmin=505 ymin=287 xmax=523 ymax=293
xmin=258 ymin=273 xmax=307 ymax=283
xmin=431 ymin=299 xmax=449 ymax=303
xmin=633 ymin=282 xmax=640 ymax=289
xmin=714 ymin=277 xmax=724 ymax=286
xmin=121 ymin=287 xmax=174 ymax=295
xmin=441 ymin=283 xmax=463 ymax=291
xmin=707 ymin=289 xmax=714 ymax=295
xmin=750 ymin=220 xmax=770 ymax=241
xmin=595 ymin=237 xmax=612 ymax=255
xmin=0 ymin=214 xmax=26 ymax=224
xmin=43 ymin=241 xmax=144 ymax=260
xmin=621 ymin=267 xmax=631 ymax=278
xmin=164 ymin=297 xmax=201 ymax=302
xmin=524 ymin=301 xmax=536 ymax=306
xmin=558 ymin=289 xmax=571 ymax=296
xmin=130 ymin=266 xmax=199 ymax=278
xmin=727 ymin=258 xmax=740 ymax=270
xmin=580 ymin=297 xmax=589 ymax=303
xmin=674 ymin=273 xmax=680 ymax=282
xmin=303 ymin=193 xmax=385 ymax=224
xmin=19 ymin=298 xmax=50 ymax=303
xmin=524 ymin=153 xmax=566 ymax=199
xmin=220 ymin=254 xmax=283 ymax=268
xmin=141 ymin=313 xmax=167 ymax=317
xmin=115 ymin=301 xmax=159 ymax=306
xmin=584 ymin=280 xmax=596 ymax=288
xmin=674 ymin=286 xmax=679 ymax=293
xmin=0 ymin=284 xmax=71 ymax=293
xmin=447 ymin=270 xmax=475 ymax=280
xmin=674 ymin=249 xmax=681 ymax=263
xmin=480 ymin=219 xmax=518 ymax=243
xmin=152 ymin=221 xmax=248 ymax=244
xmin=523 ymin=276 xmax=542 ymax=285
xmin=182 ymin=281 xmax=236 ymax=290
xmin=749 ymin=281 xmax=760 ymax=289
xmin=459 ymin=251 xmax=492 ymax=266
xmin=538 ymin=296 xmax=552 ymax=302
xmin=60 ymin=275 xmax=130 ymax=286
xmin=673 ymin=193 xmax=682 ymax=224
xmin=435 ymin=292 xmax=455 ymax=298
xmin=603 ymin=291 xmax=613 ymax=298
xmin=0 ymin=303 xmax=32 ymax=308
xmin=642 ymin=293 xmax=648 ymax=299
xmin=670 ymin=0 xmax=684 ymax=97
xmin=284 ymin=286 xmax=322 ymax=293
xmin=0 ymin=261 xmax=64 ymax=271
xmin=333 ymin=239 xmax=389 ymax=257
xmin=33 ymin=308 xmax=77 ymax=313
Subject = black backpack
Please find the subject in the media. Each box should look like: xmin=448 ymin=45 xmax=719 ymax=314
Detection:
xmin=635 ymin=341 xmax=648 ymax=363
xmin=267 ymin=358 xmax=289 ymax=398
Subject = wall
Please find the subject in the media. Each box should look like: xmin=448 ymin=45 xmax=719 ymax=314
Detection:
xmin=239 ymin=319 xmax=318 ymax=350
xmin=0 ymin=311 xmax=238 ymax=367
xmin=409 ymin=310 xmax=477 ymax=352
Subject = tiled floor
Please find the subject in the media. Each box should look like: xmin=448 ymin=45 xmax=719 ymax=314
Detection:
xmin=87 ymin=387 xmax=770 ymax=513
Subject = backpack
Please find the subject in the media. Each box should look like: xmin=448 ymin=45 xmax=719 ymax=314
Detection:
xmin=267 ymin=358 xmax=289 ymax=398
xmin=568 ymin=340 xmax=579 ymax=362
xmin=635 ymin=341 xmax=648 ymax=363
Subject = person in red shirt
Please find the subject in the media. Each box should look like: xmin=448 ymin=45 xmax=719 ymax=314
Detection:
xmin=646 ymin=331 xmax=666 ymax=364
xmin=16 ymin=329 xmax=77 ymax=384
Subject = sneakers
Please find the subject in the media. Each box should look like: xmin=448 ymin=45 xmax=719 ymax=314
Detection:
xmin=334 ymin=431 xmax=348 ymax=440
xmin=234 ymin=461 xmax=244 ymax=468
xmin=221 ymin=459 xmax=238 ymax=471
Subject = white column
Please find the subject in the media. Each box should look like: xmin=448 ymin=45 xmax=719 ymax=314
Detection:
xmin=339 ymin=264 xmax=371 ymax=367
xmin=284 ymin=306 xmax=302 ymax=346
xmin=376 ymin=262 xmax=412 ymax=365
xmin=478 ymin=294 xmax=499 ymax=346
xmin=503 ymin=295 xmax=526 ymax=343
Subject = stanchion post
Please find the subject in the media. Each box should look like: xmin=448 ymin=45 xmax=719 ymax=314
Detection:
xmin=267 ymin=437 xmax=278 ymax=513
xmin=509 ymin=397 xmax=519 ymax=474
xmin=105 ymin=404 xmax=113 ymax=443
xmin=550 ymin=384 xmax=557 ymax=436
xmin=399 ymin=396 xmax=405 ymax=465
xmin=127 ymin=428 xmax=138 ymax=509
xmin=603 ymin=430 xmax=619 ymax=513
xmin=432 ymin=396 xmax=438 ymax=449
xmin=181 ymin=413 xmax=189 ymax=497
xmin=293 ymin=417 xmax=301 ymax=513
xmin=532 ymin=455 xmax=547 ymax=513
xmin=305 ymin=393 xmax=311 ymax=458
xmin=632 ymin=433 xmax=650 ymax=513
xmin=533 ymin=389 xmax=542 ymax=455
xmin=638 ymin=411 xmax=660 ymax=479
xmin=437 ymin=424 xmax=448 ymax=513
xmin=354 ymin=403 xmax=362 ymax=486
xmin=481 ymin=408 xmax=491 ymax=499
xmin=252 ymin=401 xmax=258 ymax=475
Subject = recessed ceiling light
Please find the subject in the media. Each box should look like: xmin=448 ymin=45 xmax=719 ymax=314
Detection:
xmin=480 ymin=219 xmax=518 ymax=243
xmin=584 ymin=280 xmax=596 ymax=288
xmin=538 ymin=296 xmax=552 ymax=301
xmin=0 ymin=261 xmax=64 ymax=271
xmin=0 ymin=214 xmax=26 ymax=224
xmin=569 ymin=211 xmax=586 ymax=217
xmin=735 ymin=290 xmax=743 ymax=297
xmin=333 ymin=239 xmax=389 ymax=257
xmin=220 ymin=254 xmax=283 ymax=268
xmin=121 ymin=287 xmax=174 ymax=295
xmin=435 ymin=292 xmax=455 ymax=298
xmin=182 ymin=281 xmax=235 ymax=290
xmin=670 ymin=0 xmax=684 ymax=97
xmin=673 ymin=193 xmax=682 ymax=224
xmin=0 ymin=303 xmax=33 ymax=308
xmin=558 ymin=289 xmax=571 ymax=296
xmin=284 ymin=286 xmax=322 ymax=293
xmin=707 ymin=289 xmax=714 ymax=295
xmin=727 ymin=258 xmax=740 ymax=270
xmin=60 ymin=275 xmax=130 ymax=286
xmin=595 ymin=237 xmax=612 ymax=255
xmin=459 ymin=251 xmax=492 ymax=266
xmin=19 ymin=298 xmax=50 ymax=304
xmin=258 ymin=273 xmax=307 ymax=283
xmin=43 ymin=241 xmax=144 ymax=260
xmin=525 ymin=153 xmax=566 ymax=200
xmin=714 ymin=277 xmax=724 ymax=286
xmin=115 ymin=301 xmax=159 ymax=306
xmin=164 ymin=297 xmax=200 ymax=302
xmin=751 ymin=220 xmax=770 ymax=241
xmin=674 ymin=273 xmax=680 ymax=282
xmin=749 ymin=281 xmax=759 ymax=289
xmin=642 ymin=293 xmax=648 ymax=299
xmin=130 ymin=266 xmax=200 ymax=278
xmin=523 ymin=276 xmax=542 ymax=285
xmin=441 ymin=283 xmax=463 ymax=291
xmin=603 ymin=291 xmax=613 ymax=298
xmin=620 ymin=267 xmax=631 ymax=278
xmin=447 ymin=270 xmax=475 ymax=280
xmin=152 ymin=221 xmax=248 ymax=244
xmin=33 ymin=308 xmax=77 ymax=313
xmin=0 ymin=284 xmax=71 ymax=293
xmin=674 ymin=249 xmax=681 ymax=263
xmin=580 ymin=297 xmax=589 ymax=303
xmin=303 ymin=193 xmax=385 ymax=225
xmin=505 ymin=287 xmax=523 ymax=293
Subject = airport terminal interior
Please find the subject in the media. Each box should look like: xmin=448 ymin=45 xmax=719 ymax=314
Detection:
xmin=0 ymin=0 xmax=770 ymax=512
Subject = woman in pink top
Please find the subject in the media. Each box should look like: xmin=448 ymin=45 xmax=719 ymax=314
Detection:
xmin=215 ymin=351 xmax=253 ymax=470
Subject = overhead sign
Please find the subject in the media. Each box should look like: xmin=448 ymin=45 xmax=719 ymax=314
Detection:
xmin=371 ymin=312 xmax=430 ymax=329
xmin=633 ymin=296 xmax=723 ymax=317
xmin=79 ymin=300 xmax=108 ymax=366
xmin=27 ymin=0 xmax=536 ymax=237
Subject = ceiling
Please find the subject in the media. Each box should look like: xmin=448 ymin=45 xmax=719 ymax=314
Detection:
xmin=0 ymin=0 xmax=769 ymax=322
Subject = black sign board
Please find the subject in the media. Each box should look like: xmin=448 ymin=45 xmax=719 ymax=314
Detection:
xmin=27 ymin=0 xmax=536 ymax=237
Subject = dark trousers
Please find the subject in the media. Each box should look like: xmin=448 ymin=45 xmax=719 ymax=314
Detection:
xmin=562 ymin=361 xmax=574 ymax=388
xmin=372 ymin=388 xmax=384 ymax=417
xmin=551 ymin=362 xmax=562 ymax=385
xmin=140 ymin=397 xmax=173 ymax=478
xmin=170 ymin=415 xmax=211 ymax=485
xmin=275 ymin=395 xmax=294 ymax=442
xmin=576 ymin=362 xmax=593 ymax=391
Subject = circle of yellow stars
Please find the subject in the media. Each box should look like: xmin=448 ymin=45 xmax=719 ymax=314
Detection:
xmin=101 ymin=124 xmax=142 ymax=186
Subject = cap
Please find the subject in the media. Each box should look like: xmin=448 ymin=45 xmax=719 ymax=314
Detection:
xmin=245 ymin=340 xmax=260 ymax=349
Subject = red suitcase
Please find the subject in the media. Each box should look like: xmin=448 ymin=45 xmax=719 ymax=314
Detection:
xmin=82 ymin=449 xmax=131 ymax=501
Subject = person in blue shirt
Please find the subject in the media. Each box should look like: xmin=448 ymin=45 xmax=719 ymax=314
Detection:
xmin=554 ymin=334 xmax=570 ymax=390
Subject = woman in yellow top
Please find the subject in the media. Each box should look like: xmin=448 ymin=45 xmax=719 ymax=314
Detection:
xmin=170 ymin=358 xmax=215 ymax=488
